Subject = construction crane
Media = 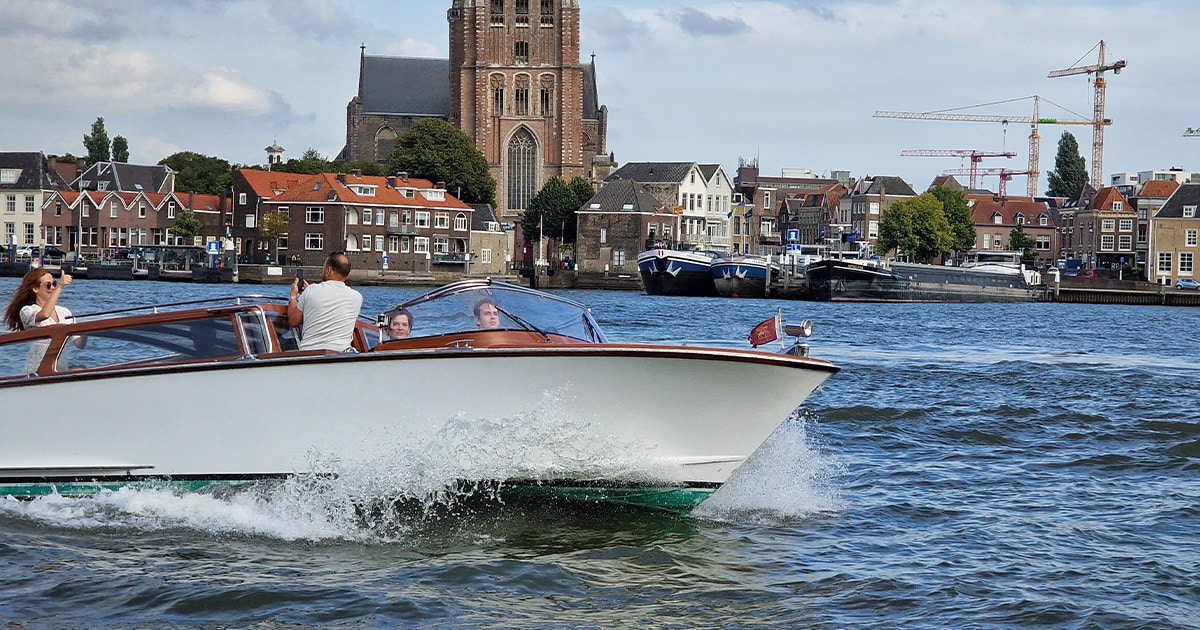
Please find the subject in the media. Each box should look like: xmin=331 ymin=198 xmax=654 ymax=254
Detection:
xmin=900 ymin=149 xmax=1016 ymax=189
xmin=875 ymin=96 xmax=1096 ymax=197
xmin=1048 ymin=40 xmax=1127 ymax=190
xmin=943 ymin=167 xmax=1038 ymax=200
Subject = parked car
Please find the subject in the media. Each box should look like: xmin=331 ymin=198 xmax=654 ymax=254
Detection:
xmin=41 ymin=246 xmax=67 ymax=260
xmin=1081 ymin=268 xmax=1096 ymax=279
xmin=1176 ymin=278 xmax=1200 ymax=290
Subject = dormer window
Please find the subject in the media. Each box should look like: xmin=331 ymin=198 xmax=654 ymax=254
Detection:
xmin=1184 ymin=205 xmax=1197 ymax=218
xmin=992 ymin=212 xmax=1003 ymax=224
xmin=0 ymin=169 xmax=18 ymax=184
xmin=402 ymin=189 xmax=415 ymax=199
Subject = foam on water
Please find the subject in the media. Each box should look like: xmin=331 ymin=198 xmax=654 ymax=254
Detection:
xmin=692 ymin=410 xmax=845 ymax=525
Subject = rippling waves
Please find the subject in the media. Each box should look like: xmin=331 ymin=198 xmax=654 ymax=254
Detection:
xmin=2 ymin=282 xmax=1199 ymax=627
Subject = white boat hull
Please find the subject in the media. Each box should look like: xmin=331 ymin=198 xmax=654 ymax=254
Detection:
xmin=1 ymin=346 xmax=835 ymax=490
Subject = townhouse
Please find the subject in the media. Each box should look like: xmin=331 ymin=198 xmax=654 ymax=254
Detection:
xmin=732 ymin=160 xmax=844 ymax=254
xmin=575 ymin=179 xmax=667 ymax=275
xmin=967 ymin=196 xmax=1057 ymax=266
xmin=0 ymin=152 xmax=71 ymax=253
xmin=1059 ymin=186 xmax=1136 ymax=273
xmin=1149 ymin=182 xmax=1200 ymax=286
xmin=603 ymin=161 xmax=733 ymax=253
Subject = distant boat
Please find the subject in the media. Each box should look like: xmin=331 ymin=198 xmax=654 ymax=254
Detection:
xmin=807 ymin=252 xmax=1047 ymax=302
xmin=637 ymin=247 xmax=718 ymax=296
xmin=710 ymin=254 xmax=779 ymax=299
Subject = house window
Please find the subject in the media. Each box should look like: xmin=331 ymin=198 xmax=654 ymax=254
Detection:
xmin=433 ymin=237 xmax=449 ymax=254
xmin=138 ymin=202 xmax=146 ymax=218
xmin=5 ymin=195 xmax=14 ymax=212
xmin=346 ymin=209 xmax=358 ymax=225
xmin=305 ymin=233 xmax=324 ymax=250
xmin=1119 ymin=219 xmax=1133 ymax=231
xmin=0 ymin=170 xmax=17 ymax=184
xmin=54 ymin=201 xmax=61 ymax=216
xmin=167 ymin=202 xmax=176 ymax=219
xmin=414 ymin=237 xmax=429 ymax=254
xmin=361 ymin=234 xmax=370 ymax=251
xmin=662 ymin=225 xmax=672 ymax=238
xmin=416 ymin=211 xmax=430 ymax=228
xmin=376 ymin=209 xmax=384 ymax=225
xmin=24 ymin=223 xmax=34 ymax=245
xmin=374 ymin=235 xmax=384 ymax=252
xmin=1113 ymin=201 xmax=1123 ymax=211
xmin=1101 ymin=219 xmax=1115 ymax=231
xmin=279 ymin=234 xmax=288 ymax=249
xmin=600 ymin=227 xmax=607 ymax=244
xmin=1158 ymin=252 xmax=1172 ymax=272
xmin=869 ymin=202 xmax=880 ymax=215
xmin=3 ymin=222 xmax=12 ymax=242
xmin=1119 ymin=235 xmax=1132 ymax=250
xmin=613 ymin=249 xmax=626 ymax=266
xmin=454 ymin=214 xmax=468 ymax=231
xmin=992 ymin=213 xmax=1003 ymax=224
xmin=1039 ymin=215 xmax=1048 ymax=226
xmin=1181 ymin=252 xmax=1194 ymax=274
xmin=1015 ymin=214 xmax=1025 ymax=225
xmin=25 ymin=196 xmax=34 ymax=213
xmin=389 ymin=211 xmax=399 ymax=227
xmin=238 ymin=192 xmax=247 ymax=205
xmin=306 ymin=207 xmax=324 ymax=223
xmin=1184 ymin=205 xmax=1197 ymax=218
xmin=435 ymin=213 xmax=450 ymax=229
xmin=401 ymin=237 xmax=411 ymax=253
xmin=110 ymin=201 xmax=118 ymax=218
xmin=1187 ymin=229 xmax=1198 ymax=247
xmin=362 ymin=209 xmax=372 ymax=225
xmin=245 ymin=214 xmax=256 ymax=228
xmin=869 ymin=221 xmax=880 ymax=239
xmin=1101 ymin=235 xmax=1115 ymax=251
xmin=388 ymin=235 xmax=398 ymax=253
xmin=402 ymin=210 xmax=411 ymax=225
xmin=1036 ymin=235 xmax=1051 ymax=251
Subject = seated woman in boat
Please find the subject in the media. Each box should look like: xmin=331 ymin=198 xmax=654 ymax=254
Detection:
xmin=3 ymin=268 xmax=77 ymax=373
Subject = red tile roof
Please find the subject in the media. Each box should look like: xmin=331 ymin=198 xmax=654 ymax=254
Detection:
xmin=1138 ymin=180 xmax=1179 ymax=199
xmin=270 ymin=172 xmax=472 ymax=209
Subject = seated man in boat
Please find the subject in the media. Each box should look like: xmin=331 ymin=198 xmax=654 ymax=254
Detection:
xmin=287 ymin=252 xmax=363 ymax=352
xmin=385 ymin=308 xmax=412 ymax=340
xmin=473 ymin=297 xmax=501 ymax=330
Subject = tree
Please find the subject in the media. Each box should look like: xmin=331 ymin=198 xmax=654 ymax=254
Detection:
xmin=274 ymin=147 xmax=332 ymax=175
xmin=388 ymin=119 xmax=496 ymax=205
xmin=160 ymin=151 xmax=233 ymax=195
xmin=258 ymin=209 xmax=289 ymax=262
xmin=1046 ymin=131 xmax=1088 ymax=199
xmin=83 ymin=117 xmax=111 ymax=165
xmin=877 ymin=193 xmax=954 ymax=263
xmin=111 ymin=136 xmax=129 ymax=163
xmin=172 ymin=209 xmax=204 ymax=245
xmin=519 ymin=176 xmax=595 ymax=245
xmin=1008 ymin=226 xmax=1037 ymax=260
xmin=929 ymin=185 xmax=975 ymax=256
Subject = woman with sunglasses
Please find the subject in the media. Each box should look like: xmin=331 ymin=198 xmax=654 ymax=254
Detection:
xmin=4 ymin=267 xmax=74 ymax=332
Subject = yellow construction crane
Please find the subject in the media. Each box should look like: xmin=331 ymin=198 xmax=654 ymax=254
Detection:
xmin=1048 ymin=40 xmax=1127 ymax=189
xmin=874 ymin=96 xmax=1095 ymax=197
xmin=900 ymin=149 xmax=1015 ymax=190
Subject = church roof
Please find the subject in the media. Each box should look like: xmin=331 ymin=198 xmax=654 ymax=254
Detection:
xmin=361 ymin=56 xmax=450 ymax=117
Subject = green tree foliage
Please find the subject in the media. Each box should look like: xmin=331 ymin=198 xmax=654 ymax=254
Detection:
xmin=1046 ymin=131 xmax=1088 ymax=199
xmin=520 ymin=176 xmax=595 ymax=244
xmin=258 ymin=209 xmax=289 ymax=257
xmin=83 ymin=117 xmax=111 ymax=165
xmin=274 ymin=148 xmax=332 ymax=175
xmin=1008 ymin=225 xmax=1037 ymax=259
xmin=160 ymin=151 xmax=233 ymax=195
xmin=111 ymin=136 xmax=129 ymax=163
xmin=877 ymin=192 xmax=954 ymax=263
xmin=388 ymin=119 xmax=496 ymax=205
xmin=929 ymin=186 xmax=975 ymax=254
xmin=172 ymin=208 xmax=204 ymax=243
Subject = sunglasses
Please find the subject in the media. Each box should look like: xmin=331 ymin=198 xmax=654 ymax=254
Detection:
xmin=40 ymin=280 xmax=57 ymax=289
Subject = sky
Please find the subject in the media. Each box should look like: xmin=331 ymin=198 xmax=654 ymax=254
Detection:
xmin=2 ymin=0 xmax=1198 ymax=195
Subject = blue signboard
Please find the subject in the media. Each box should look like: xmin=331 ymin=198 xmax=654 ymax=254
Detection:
xmin=206 ymin=241 xmax=220 ymax=255
xmin=786 ymin=229 xmax=800 ymax=243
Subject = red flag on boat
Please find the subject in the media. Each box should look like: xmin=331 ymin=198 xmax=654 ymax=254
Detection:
xmin=748 ymin=315 xmax=779 ymax=347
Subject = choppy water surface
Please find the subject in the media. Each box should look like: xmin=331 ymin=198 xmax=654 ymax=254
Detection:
xmin=2 ymin=279 xmax=1198 ymax=628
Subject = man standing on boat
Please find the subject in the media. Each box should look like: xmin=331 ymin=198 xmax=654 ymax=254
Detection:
xmin=288 ymin=252 xmax=363 ymax=352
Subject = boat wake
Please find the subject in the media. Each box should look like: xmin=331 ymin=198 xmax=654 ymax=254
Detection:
xmin=691 ymin=410 xmax=845 ymax=525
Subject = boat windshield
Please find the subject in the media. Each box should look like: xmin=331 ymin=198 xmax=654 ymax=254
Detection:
xmin=381 ymin=279 xmax=608 ymax=343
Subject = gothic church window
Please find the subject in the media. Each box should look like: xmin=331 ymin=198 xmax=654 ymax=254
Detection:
xmin=539 ymin=75 xmax=554 ymax=116
xmin=515 ymin=75 xmax=530 ymax=116
xmin=540 ymin=0 xmax=554 ymax=25
xmin=491 ymin=0 xmax=504 ymax=25
xmin=491 ymin=75 xmax=505 ymax=115
xmin=507 ymin=128 xmax=537 ymax=212
xmin=374 ymin=127 xmax=398 ymax=163
xmin=514 ymin=41 xmax=529 ymax=64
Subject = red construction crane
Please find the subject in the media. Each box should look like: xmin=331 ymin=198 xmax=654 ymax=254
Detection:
xmin=942 ymin=167 xmax=1038 ymax=200
xmin=1048 ymin=40 xmax=1126 ymax=189
xmin=900 ymin=149 xmax=1016 ymax=189
xmin=875 ymin=96 xmax=1097 ymax=197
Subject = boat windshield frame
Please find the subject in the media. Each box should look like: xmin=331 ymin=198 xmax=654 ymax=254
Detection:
xmin=381 ymin=279 xmax=608 ymax=344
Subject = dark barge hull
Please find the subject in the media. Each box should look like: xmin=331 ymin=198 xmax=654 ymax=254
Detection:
xmin=807 ymin=259 xmax=1046 ymax=303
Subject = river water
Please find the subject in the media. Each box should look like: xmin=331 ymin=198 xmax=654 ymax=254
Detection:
xmin=1 ymin=278 xmax=1198 ymax=628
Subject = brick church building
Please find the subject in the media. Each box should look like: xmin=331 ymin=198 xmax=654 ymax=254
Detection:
xmin=341 ymin=0 xmax=614 ymax=227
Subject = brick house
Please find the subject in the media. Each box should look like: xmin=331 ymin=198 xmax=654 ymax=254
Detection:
xmin=968 ymin=196 xmax=1057 ymax=266
xmin=1 ymin=152 xmax=71 ymax=254
xmin=1059 ymin=186 xmax=1136 ymax=273
xmin=733 ymin=159 xmax=843 ymax=254
xmin=1149 ymin=182 xmax=1200 ymax=286
xmin=576 ymin=179 xmax=666 ymax=274
xmin=604 ymin=162 xmax=732 ymax=253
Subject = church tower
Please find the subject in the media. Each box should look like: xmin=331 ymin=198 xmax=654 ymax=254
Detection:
xmin=448 ymin=0 xmax=606 ymax=218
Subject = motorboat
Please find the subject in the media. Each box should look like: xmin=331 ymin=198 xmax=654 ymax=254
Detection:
xmin=0 ymin=279 xmax=838 ymax=512
xmin=637 ymin=247 xmax=718 ymax=296
xmin=710 ymin=254 xmax=780 ymax=299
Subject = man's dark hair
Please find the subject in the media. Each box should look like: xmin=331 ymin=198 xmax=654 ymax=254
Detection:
xmin=325 ymin=252 xmax=351 ymax=278
xmin=473 ymin=296 xmax=497 ymax=317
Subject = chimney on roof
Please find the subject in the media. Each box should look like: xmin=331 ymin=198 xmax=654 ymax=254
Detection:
xmin=436 ymin=181 xmax=446 ymax=190
xmin=351 ymin=169 xmax=362 ymax=178
xmin=397 ymin=172 xmax=408 ymax=182
xmin=387 ymin=176 xmax=397 ymax=188
xmin=336 ymin=173 xmax=347 ymax=185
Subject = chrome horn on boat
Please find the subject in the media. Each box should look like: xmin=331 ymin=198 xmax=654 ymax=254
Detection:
xmin=783 ymin=319 xmax=814 ymax=357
